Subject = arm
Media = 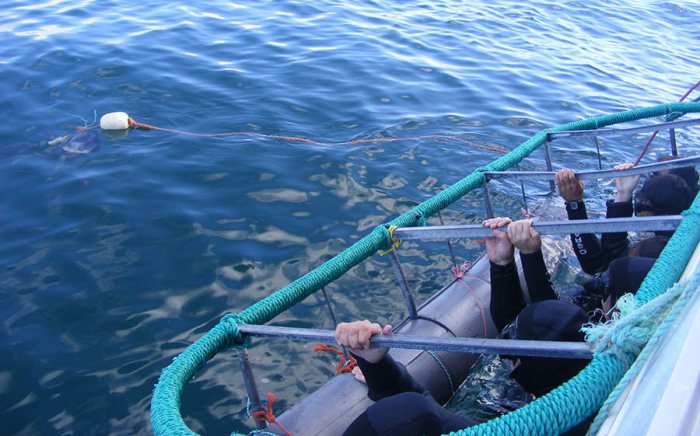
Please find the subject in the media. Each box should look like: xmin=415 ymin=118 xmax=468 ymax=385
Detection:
xmin=600 ymin=163 xmax=638 ymax=265
xmin=335 ymin=321 xmax=425 ymax=401
xmin=599 ymin=200 xmax=633 ymax=263
xmin=483 ymin=217 xmax=525 ymax=331
xmin=507 ymin=220 xmax=557 ymax=302
xmin=489 ymin=260 xmax=525 ymax=331
xmin=556 ymin=169 xmax=606 ymax=274
xmin=352 ymin=354 xmax=425 ymax=401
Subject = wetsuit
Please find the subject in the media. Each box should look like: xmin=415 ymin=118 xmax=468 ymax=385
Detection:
xmin=489 ymin=249 xmax=556 ymax=332
xmin=343 ymin=355 xmax=477 ymax=436
xmin=565 ymin=199 xmax=671 ymax=276
xmin=344 ymin=249 xmax=588 ymax=436
xmin=565 ymin=200 xmax=632 ymax=275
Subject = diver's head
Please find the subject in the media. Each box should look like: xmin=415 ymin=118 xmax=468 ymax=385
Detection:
xmin=634 ymin=173 xmax=693 ymax=217
xmin=510 ymin=300 xmax=589 ymax=397
xmin=655 ymin=155 xmax=699 ymax=195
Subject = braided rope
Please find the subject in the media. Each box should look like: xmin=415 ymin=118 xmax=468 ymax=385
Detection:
xmin=151 ymin=102 xmax=700 ymax=436
xmin=585 ymin=271 xmax=700 ymax=433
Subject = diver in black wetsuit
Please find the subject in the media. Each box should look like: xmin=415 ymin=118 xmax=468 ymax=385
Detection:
xmin=556 ymin=164 xmax=693 ymax=273
xmin=555 ymin=163 xmax=694 ymax=309
xmin=339 ymin=219 xmax=592 ymax=436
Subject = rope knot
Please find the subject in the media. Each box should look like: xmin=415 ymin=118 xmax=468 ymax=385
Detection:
xmin=451 ymin=261 xmax=474 ymax=279
xmin=249 ymin=393 xmax=292 ymax=436
xmin=313 ymin=343 xmax=358 ymax=373
xmin=378 ymin=225 xmax=401 ymax=256
xmin=664 ymin=111 xmax=685 ymax=122
xmin=414 ymin=213 xmax=428 ymax=227
xmin=219 ymin=314 xmax=252 ymax=349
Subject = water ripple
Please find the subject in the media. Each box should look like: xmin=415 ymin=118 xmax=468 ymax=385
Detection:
xmin=1 ymin=0 xmax=699 ymax=434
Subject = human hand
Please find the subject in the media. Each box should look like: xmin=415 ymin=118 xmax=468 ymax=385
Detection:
xmin=555 ymin=169 xmax=584 ymax=202
xmin=482 ymin=217 xmax=514 ymax=265
xmin=335 ymin=320 xmax=392 ymax=363
xmin=506 ymin=219 xmax=541 ymax=254
xmin=614 ymin=163 xmax=640 ymax=202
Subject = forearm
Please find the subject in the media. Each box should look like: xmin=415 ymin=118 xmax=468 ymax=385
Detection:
xmin=566 ymin=201 xmax=606 ymax=274
xmin=600 ymin=200 xmax=632 ymax=263
xmin=353 ymin=354 xmax=426 ymax=401
xmin=520 ymin=249 xmax=556 ymax=302
xmin=490 ymin=260 xmax=525 ymax=331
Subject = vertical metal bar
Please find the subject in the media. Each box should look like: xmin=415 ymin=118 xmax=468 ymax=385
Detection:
xmin=594 ymin=136 xmax=603 ymax=170
xmin=437 ymin=211 xmax=458 ymax=267
xmin=670 ymin=128 xmax=678 ymax=156
xmin=516 ymin=163 xmax=529 ymax=213
xmin=482 ymin=183 xmax=495 ymax=219
xmin=321 ymin=286 xmax=339 ymax=326
xmin=543 ymin=136 xmax=556 ymax=193
xmin=387 ymin=250 xmax=418 ymax=319
xmin=236 ymin=349 xmax=267 ymax=430
xmin=321 ymin=286 xmax=349 ymax=357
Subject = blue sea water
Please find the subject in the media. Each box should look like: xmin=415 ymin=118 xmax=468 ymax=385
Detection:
xmin=1 ymin=0 xmax=699 ymax=434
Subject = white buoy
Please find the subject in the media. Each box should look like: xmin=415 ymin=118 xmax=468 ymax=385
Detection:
xmin=100 ymin=112 xmax=130 ymax=130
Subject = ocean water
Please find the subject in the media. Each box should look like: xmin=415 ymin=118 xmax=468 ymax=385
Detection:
xmin=1 ymin=0 xmax=699 ymax=434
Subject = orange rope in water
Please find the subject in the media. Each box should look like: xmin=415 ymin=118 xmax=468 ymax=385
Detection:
xmin=127 ymin=117 xmax=510 ymax=153
xmin=251 ymin=393 xmax=292 ymax=436
xmin=313 ymin=343 xmax=357 ymax=374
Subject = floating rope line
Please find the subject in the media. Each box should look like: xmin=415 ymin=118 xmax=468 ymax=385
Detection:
xmin=634 ymin=79 xmax=700 ymax=165
xmin=313 ymin=343 xmax=358 ymax=374
xmin=124 ymin=117 xmax=510 ymax=152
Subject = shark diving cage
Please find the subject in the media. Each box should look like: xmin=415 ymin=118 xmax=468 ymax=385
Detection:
xmin=151 ymin=102 xmax=700 ymax=436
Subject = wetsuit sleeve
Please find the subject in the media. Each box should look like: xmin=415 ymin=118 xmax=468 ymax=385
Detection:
xmin=352 ymin=354 xmax=426 ymax=401
xmin=520 ymin=249 xmax=557 ymax=302
xmin=489 ymin=260 xmax=525 ymax=331
xmin=600 ymin=200 xmax=632 ymax=264
xmin=566 ymin=201 xmax=606 ymax=275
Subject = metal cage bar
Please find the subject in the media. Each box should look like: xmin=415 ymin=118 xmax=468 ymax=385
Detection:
xmin=483 ymin=155 xmax=700 ymax=182
xmin=237 ymin=324 xmax=594 ymax=359
xmin=387 ymin=251 xmax=419 ymax=319
xmin=392 ymin=216 xmax=683 ymax=241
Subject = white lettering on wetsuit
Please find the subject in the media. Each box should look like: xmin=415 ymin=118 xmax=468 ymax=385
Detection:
xmin=573 ymin=234 xmax=587 ymax=255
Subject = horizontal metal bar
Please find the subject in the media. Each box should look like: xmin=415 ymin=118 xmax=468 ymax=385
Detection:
xmin=238 ymin=324 xmax=593 ymax=359
xmin=392 ymin=216 xmax=682 ymax=240
xmin=547 ymin=117 xmax=700 ymax=139
xmin=484 ymin=155 xmax=700 ymax=182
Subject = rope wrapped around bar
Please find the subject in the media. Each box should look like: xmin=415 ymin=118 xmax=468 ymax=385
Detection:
xmin=150 ymin=102 xmax=700 ymax=436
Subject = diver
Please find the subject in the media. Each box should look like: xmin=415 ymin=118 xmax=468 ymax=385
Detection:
xmin=555 ymin=163 xmax=694 ymax=273
xmin=338 ymin=219 xmax=593 ymax=436
xmin=556 ymin=163 xmax=694 ymax=312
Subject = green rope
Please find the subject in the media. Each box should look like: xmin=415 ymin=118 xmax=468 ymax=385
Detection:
xmin=634 ymin=191 xmax=700 ymax=305
xmin=151 ymin=102 xmax=700 ymax=436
